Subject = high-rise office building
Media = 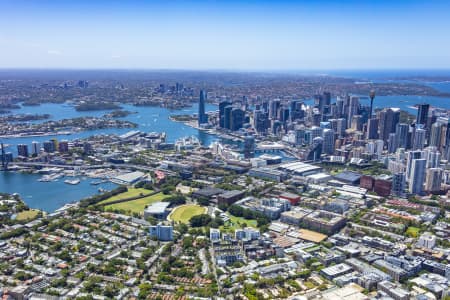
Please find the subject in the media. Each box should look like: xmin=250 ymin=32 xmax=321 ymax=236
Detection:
xmin=425 ymin=168 xmax=443 ymax=192
xmin=31 ymin=141 xmax=40 ymax=156
xmin=315 ymin=92 xmax=331 ymax=115
xmin=310 ymin=126 xmax=323 ymax=140
xmin=272 ymin=120 xmax=283 ymax=135
xmin=406 ymin=150 xmax=423 ymax=182
xmin=395 ymin=123 xmax=409 ymax=150
xmin=306 ymin=137 xmax=323 ymax=161
xmin=351 ymin=115 xmax=363 ymax=131
xmin=336 ymin=118 xmax=346 ymax=138
xmin=388 ymin=133 xmax=397 ymax=153
xmin=58 ymin=140 xmax=69 ymax=153
xmin=269 ymin=99 xmax=281 ymax=119
xmin=412 ymin=128 xmax=426 ymax=150
xmin=219 ymin=100 xmax=232 ymax=128
xmin=335 ymin=96 xmax=345 ymax=118
xmin=444 ymin=121 xmax=450 ymax=160
xmin=378 ymin=108 xmax=400 ymax=142
xmin=17 ymin=144 xmax=29 ymax=157
xmin=223 ymin=105 xmax=233 ymax=130
xmin=429 ymin=122 xmax=443 ymax=148
xmin=367 ymin=118 xmax=379 ymax=140
xmin=416 ymin=103 xmax=430 ymax=126
xmin=198 ymin=90 xmax=208 ymax=125
xmin=243 ymin=136 xmax=255 ymax=159
xmin=290 ymin=100 xmax=304 ymax=121
xmin=279 ymin=107 xmax=290 ymax=123
xmin=322 ymin=129 xmax=335 ymax=155
xmin=347 ymin=96 xmax=359 ymax=127
xmin=424 ymin=147 xmax=441 ymax=168
xmin=253 ymin=110 xmax=269 ymax=134
xmin=391 ymin=172 xmax=406 ymax=196
xmin=230 ymin=108 xmax=245 ymax=131
xmin=409 ymin=158 xmax=426 ymax=194
xmin=43 ymin=140 xmax=55 ymax=153
xmin=294 ymin=125 xmax=305 ymax=145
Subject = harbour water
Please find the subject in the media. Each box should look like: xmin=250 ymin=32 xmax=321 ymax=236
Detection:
xmin=1 ymin=78 xmax=450 ymax=212
xmin=0 ymin=102 xmax=220 ymax=212
xmin=0 ymin=172 xmax=117 ymax=212
xmin=1 ymin=102 xmax=219 ymax=154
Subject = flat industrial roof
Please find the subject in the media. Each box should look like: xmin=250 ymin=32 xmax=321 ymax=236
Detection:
xmin=114 ymin=171 xmax=145 ymax=183
xmin=144 ymin=202 xmax=170 ymax=214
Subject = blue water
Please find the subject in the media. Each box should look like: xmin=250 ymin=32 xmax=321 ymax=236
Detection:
xmin=0 ymin=172 xmax=117 ymax=212
xmin=2 ymin=103 xmax=219 ymax=154
xmin=2 ymin=74 xmax=450 ymax=212
xmin=1 ymin=103 xmax=220 ymax=212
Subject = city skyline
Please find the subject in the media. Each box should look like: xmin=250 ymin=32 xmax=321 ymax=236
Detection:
xmin=1 ymin=0 xmax=450 ymax=70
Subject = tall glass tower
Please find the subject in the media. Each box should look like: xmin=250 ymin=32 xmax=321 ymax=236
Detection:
xmin=198 ymin=90 xmax=207 ymax=125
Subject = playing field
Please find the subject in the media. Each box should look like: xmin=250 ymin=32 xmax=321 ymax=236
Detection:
xmin=16 ymin=209 xmax=40 ymax=221
xmin=169 ymin=204 xmax=206 ymax=223
xmin=104 ymin=192 xmax=169 ymax=214
xmin=99 ymin=188 xmax=152 ymax=204
xmin=220 ymin=213 xmax=257 ymax=232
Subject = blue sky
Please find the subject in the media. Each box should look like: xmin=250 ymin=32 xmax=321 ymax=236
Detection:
xmin=1 ymin=0 xmax=450 ymax=70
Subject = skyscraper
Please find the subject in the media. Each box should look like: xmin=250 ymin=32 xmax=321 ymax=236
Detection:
xmin=424 ymin=147 xmax=441 ymax=168
xmin=412 ymin=128 xmax=426 ymax=150
xmin=391 ymin=172 xmax=406 ymax=196
xmin=444 ymin=121 xmax=450 ymax=160
xmin=31 ymin=141 xmax=41 ymax=156
xmin=429 ymin=122 xmax=443 ymax=148
xmin=416 ymin=103 xmax=430 ymax=126
xmin=395 ymin=123 xmax=409 ymax=149
xmin=425 ymin=168 xmax=443 ymax=192
xmin=347 ymin=96 xmax=359 ymax=127
xmin=409 ymin=158 xmax=426 ymax=194
xmin=366 ymin=118 xmax=379 ymax=140
xmin=230 ymin=108 xmax=245 ymax=131
xmin=219 ymin=100 xmax=232 ymax=128
xmin=198 ymin=90 xmax=208 ymax=126
xmin=406 ymin=150 xmax=423 ymax=182
xmin=269 ymin=99 xmax=281 ymax=119
xmin=223 ymin=105 xmax=233 ymax=130
xmin=253 ymin=110 xmax=269 ymax=134
xmin=306 ymin=137 xmax=323 ymax=161
xmin=243 ymin=136 xmax=255 ymax=159
xmin=369 ymin=89 xmax=375 ymax=119
xmin=388 ymin=133 xmax=397 ymax=153
xmin=322 ymin=129 xmax=335 ymax=155
xmin=17 ymin=144 xmax=29 ymax=157
xmin=378 ymin=108 xmax=400 ymax=142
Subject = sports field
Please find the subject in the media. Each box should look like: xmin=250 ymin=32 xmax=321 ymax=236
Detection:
xmin=104 ymin=192 xmax=169 ymax=214
xmin=169 ymin=204 xmax=206 ymax=223
xmin=99 ymin=188 xmax=151 ymax=204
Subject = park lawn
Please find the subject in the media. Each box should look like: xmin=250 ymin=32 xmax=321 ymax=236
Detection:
xmin=16 ymin=209 xmax=40 ymax=221
xmin=220 ymin=213 xmax=257 ymax=232
xmin=99 ymin=188 xmax=152 ymax=204
xmin=406 ymin=226 xmax=421 ymax=238
xmin=170 ymin=204 xmax=206 ymax=223
xmin=104 ymin=192 xmax=169 ymax=214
